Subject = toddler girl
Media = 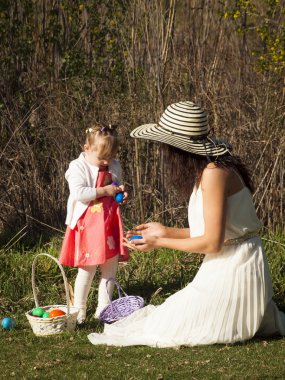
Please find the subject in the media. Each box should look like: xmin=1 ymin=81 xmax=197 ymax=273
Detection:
xmin=59 ymin=124 xmax=129 ymax=323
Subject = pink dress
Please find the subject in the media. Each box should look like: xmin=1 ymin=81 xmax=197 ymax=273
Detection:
xmin=59 ymin=170 xmax=129 ymax=267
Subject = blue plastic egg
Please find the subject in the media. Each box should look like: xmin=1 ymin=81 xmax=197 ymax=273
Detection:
xmin=129 ymin=235 xmax=143 ymax=241
xmin=115 ymin=192 xmax=124 ymax=203
xmin=1 ymin=317 xmax=15 ymax=330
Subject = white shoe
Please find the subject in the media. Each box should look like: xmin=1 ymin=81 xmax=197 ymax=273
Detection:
xmin=76 ymin=308 xmax=86 ymax=324
xmin=94 ymin=304 xmax=108 ymax=320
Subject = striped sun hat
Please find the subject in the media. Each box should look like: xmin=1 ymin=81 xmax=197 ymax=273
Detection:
xmin=130 ymin=101 xmax=230 ymax=156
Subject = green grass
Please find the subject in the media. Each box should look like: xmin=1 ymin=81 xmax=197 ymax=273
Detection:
xmin=0 ymin=231 xmax=285 ymax=379
xmin=1 ymin=327 xmax=285 ymax=379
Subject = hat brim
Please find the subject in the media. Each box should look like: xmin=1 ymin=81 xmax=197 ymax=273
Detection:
xmin=130 ymin=124 xmax=229 ymax=156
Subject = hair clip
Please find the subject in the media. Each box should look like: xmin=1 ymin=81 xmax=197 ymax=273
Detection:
xmin=101 ymin=126 xmax=110 ymax=132
xmin=100 ymin=124 xmax=118 ymax=132
xmin=109 ymin=123 xmax=118 ymax=130
xmin=85 ymin=127 xmax=94 ymax=134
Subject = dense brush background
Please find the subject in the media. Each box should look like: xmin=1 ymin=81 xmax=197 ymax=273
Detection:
xmin=0 ymin=0 xmax=284 ymax=243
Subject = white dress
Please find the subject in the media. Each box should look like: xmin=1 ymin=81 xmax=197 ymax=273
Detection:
xmin=88 ymin=186 xmax=285 ymax=347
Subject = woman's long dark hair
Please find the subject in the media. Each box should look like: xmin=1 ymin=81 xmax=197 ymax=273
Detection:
xmin=162 ymin=145 xmax=254 ymax=201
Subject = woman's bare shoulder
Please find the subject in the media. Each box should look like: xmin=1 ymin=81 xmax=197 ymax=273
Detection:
xmin=203 ymin=163 xmax=230 ymax=176
xmin=201 ymin=163 xmax=230 ymax=190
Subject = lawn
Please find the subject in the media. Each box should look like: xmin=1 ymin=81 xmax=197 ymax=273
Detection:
xmin=1 ymin=325 xmax=285 ymax=380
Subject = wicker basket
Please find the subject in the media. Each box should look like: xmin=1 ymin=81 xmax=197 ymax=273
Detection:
xmin=99 ymin=278 xmax=144 ymax=324
xmin=25 ymin=253 xmax=79 ymax=336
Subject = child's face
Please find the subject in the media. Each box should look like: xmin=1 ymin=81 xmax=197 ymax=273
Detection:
xmin=84 ymin=144 xmax=113 ymax=168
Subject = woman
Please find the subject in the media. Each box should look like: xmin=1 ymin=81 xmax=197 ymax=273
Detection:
xmin=88 ymin=101 xmax=285 ymax=347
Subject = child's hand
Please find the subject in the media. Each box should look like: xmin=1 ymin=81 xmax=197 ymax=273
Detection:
xmin=121 ymin=190 xmax=128 ymax=204
xmin=97 ymin=184 xmax=121 ymax=198
xmin=103 ymin=184 xmax=118 ymax=197
xmin=114 ymin=184 xmax=128 ymax=204
xmin=97 ymin=183 xmax=128 ymax=201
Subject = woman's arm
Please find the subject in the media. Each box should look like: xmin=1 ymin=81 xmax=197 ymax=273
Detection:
xmin=160 ymin=226 xmax=190 ymax=238
xmin=130 ymin=223 xmax=190 ymax=239
xmin=130 ymin=166 xmax=229 ymax=254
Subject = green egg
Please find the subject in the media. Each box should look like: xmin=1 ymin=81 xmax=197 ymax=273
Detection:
xmin=42 ymin=312 xmax=50 ymax=318
xmin=32 ymin=307 xmax=44 ymax=317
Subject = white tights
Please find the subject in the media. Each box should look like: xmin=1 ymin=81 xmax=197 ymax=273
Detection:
xmin=73 ymin=255 xmax=118 ymax=322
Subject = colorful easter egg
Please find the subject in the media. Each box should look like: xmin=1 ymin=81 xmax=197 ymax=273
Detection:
xmin=1 ymin=317 xmax=15 ymax=330
xmin=115 ymin=192 xmax=124 ymax=203
xmin=49 ymin=309 xmax=66 ymax=318
xmin=129 ymin=235 xmax=143 ymax=241
xmin=32 ymin=307 xmax=44 ymax=317
xmin=112 ymin=182 xmax=125 ymax=203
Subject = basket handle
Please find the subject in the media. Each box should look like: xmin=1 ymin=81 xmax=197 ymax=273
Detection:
xmin=31 ymin=253 xmax=70 ymax=316
xmin=105 ymin=277 xmax=127 ymax=304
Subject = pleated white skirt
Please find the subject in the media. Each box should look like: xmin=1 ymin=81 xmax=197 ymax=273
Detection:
xmin=88 ymin=237 xmax=285 ymax=347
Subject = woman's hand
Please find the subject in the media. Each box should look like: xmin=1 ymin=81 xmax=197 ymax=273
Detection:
xmin=123 ymin=222 xmax=166 ymax=251
xmin=126 ymin=223 xmax=190 ymax=241
xmin=126 ymin=222 xmax=167 ymax=239
xmin=123 ymin=235 xmax=159 ymax=252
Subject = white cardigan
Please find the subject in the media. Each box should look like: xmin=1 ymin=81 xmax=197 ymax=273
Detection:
xmin=65 ymin=153 xmax=123 ymax=229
